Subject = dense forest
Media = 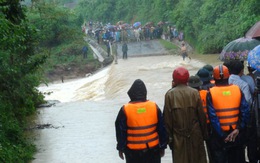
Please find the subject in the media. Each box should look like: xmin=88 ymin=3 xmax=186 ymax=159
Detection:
xmin=0 ymin=0 xmax=260 ymax=161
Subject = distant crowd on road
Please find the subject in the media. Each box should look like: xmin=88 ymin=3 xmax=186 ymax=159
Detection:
xmin=82 ymin=20 xmax=186 ymax=61
xmin=82 ymin=20 xmax=184 ymax=44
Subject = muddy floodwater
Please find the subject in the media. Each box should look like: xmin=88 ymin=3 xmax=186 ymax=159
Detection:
xmin=33 ymin=41 xmax=222 ymax=163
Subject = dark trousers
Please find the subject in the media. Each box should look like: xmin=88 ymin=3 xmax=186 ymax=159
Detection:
xmin=83 ymin=52 xmax=87 ymax=58
xmin=206 ymin=124 xmax=214 ymax=163
xmin=125 ymin=148 xmax=161 ymax=163
xmin=209 ymin=130 xmax=246 ymax=163
xmin=211 ymin=146 xmax=245 ymax=163
xmin=123 ymin=52 xmax=127 ymax=59
xmin=107 ymin=48 xmax=110 ymax=56
xmin=246 ymin=109 xmax=258 ymax=163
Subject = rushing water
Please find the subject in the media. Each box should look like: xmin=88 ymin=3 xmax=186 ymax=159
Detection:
xmin=33 ymin=46 xmax=221 ymax=162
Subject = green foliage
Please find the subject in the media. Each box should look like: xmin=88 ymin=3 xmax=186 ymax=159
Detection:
xmin=0 ymin=102 xmax=36 ymax=162
xmin=0 ymin=0 xmax=45 ymax=161
xmin=43 ymin=40 xmax=99 ymax=72
xmin=27 ymin=1 xmax=80 ymax=47
xmin=25 ymin=0 xmax=102 ymax=82
xmin=195 ymin=0 xmax=260 ymax=53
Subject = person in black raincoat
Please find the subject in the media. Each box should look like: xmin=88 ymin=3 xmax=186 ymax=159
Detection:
xmin=115 ymin=79 xmax=168 ymax=163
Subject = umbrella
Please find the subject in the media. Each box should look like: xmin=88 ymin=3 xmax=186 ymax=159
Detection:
xmin=248 ymin=45 xmax=260 ymax=71
xmin=219 ymin=37 xmax=260 ymax=61
xmin=133 ymin=22 xmax=141 ymax=28
xmin=121 ymin=23 xmax=130 ymax=29
xmin=245 ymin=21 xmax=260 ymax=38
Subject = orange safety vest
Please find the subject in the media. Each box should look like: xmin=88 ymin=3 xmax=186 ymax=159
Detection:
xmin=124 ymin=101 xmax=159 ymax=150
xmin=199 ymin=90 xmax=210 ymax=123
xmin=209 ymin=85 xmax=241 ymax=131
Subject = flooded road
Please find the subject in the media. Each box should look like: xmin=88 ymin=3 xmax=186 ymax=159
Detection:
xmin=34 ymin=41 xmax=222 ymax=163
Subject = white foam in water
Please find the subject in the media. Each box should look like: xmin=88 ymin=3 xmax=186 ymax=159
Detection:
xmin=38 ymin=67 xmax=110 ymax=102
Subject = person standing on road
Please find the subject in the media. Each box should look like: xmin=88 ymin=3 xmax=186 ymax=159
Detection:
xmin=195 ymin=68 xmax=215 ymax=163
xmin=82 ymin=45 xmax=88 ymax=59
xmin=106 ymin=41 xmax=110 ymax=57
xmin=122 ymin=42 xmax=128 ymax=59
xmin=115 ymin=79 xmax=168 ymax=163
xmin=112 ymin=41 xmax=118 ymax=64
xmin=163 ymin=67 xmax=208 ymax=163
xmin=227 ymin=60 xmax=252 ymax=104
xmin=227 ymin=60 xmax=258 ymax=163
xmin=207 ymin=65 xmax=250 ymax=163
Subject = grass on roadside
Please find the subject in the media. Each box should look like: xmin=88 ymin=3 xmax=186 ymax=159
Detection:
xmin=159 ymin=39 xmax=179 ymax=51
xmin=42 ymin=40 xmax=101 ymax=74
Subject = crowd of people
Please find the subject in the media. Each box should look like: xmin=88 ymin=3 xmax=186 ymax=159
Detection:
xmin=82 ymin=20 xmax=184 ymax=49
xmin=115 ymin=60 xmax=260 ymax=163
xmin=82 ymin=20 xmax=187 ymax=63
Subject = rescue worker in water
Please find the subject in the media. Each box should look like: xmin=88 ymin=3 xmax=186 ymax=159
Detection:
xmin=206 ymin=65 xmax=250 ymax=163
xmin=115 ymin=79 xmax=168 ymax=163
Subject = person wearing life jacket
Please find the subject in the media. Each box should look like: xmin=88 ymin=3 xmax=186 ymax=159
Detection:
xmin=188 ymin=75 xmax=213 ymax=163
xmin=188 ymin=75 xmax=210 ymax=124
xmin=196 ymin=68 xmax=215 ymax=128
xmin=115 ymin=79 xmax=168 ymax=163
xmin=207 ymin=65 xmax=250 ymax=163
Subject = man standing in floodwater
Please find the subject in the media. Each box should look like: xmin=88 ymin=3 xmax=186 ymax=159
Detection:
xmin=115 ymin=79 xmax=168 ymax=163
xmin=180 ymin=42 xmax=191 ymax=61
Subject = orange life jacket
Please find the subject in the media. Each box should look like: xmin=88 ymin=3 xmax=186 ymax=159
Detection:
xmin=124 ymin=101 xmax=159 ymax=150
xmin=199 ymin=90 xmax=210 ymax=123
xmin=209 ymin=85 xmax=241 ymax=131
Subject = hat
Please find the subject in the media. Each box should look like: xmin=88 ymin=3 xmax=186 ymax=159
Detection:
xmin=213 ymin=65 xmax=230 ymax=80
xmin=188 ymin=75 xmax=203 ymax=88
xmin=172 ymin=67 xmax=189 ymax=84
xmin=196 ymin=68 xmax=212 ymax=82
xmin=203 ymin=64 xmax=213 ymax=75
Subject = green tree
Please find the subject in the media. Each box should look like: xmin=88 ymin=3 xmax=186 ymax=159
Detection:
xmin=0 ymin=0 xmax=46 ymax=161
